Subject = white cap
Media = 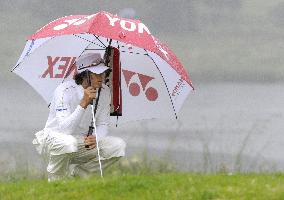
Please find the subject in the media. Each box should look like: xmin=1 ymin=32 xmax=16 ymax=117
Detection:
xmin=76 ymin=53 xmax=109 ymax=74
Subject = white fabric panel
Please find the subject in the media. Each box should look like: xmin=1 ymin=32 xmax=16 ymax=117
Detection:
xmin=111 ymin=44 xmax=175 ymax=123
xmin=14 ymin=37 xmax=52 ymax=68
xmin=14 ymin=34 xmax=96 ymax=104
xmin=148 ymin=52 xmax=193 ymax=114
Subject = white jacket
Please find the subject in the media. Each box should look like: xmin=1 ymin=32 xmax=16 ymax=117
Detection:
xmin=45 ymin=80 xmax=111 ymax=141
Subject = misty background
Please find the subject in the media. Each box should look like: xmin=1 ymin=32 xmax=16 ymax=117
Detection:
xmin=0 ymin=0 xmax=284 ymax=176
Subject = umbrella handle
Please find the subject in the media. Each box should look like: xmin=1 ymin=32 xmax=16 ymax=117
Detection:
xmin=85 ymin=87 xmax=101 ymax=147
xmin=85 ymin=126 xmax=94 ymax=148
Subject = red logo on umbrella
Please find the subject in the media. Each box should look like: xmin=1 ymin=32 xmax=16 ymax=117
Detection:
xmin=41 ymin=56 xmax=77 ymax=78
xmin=53 ymin=14 xmax=96 ymax=30
xmin=122 ymin=69 xmax=158 ymax=102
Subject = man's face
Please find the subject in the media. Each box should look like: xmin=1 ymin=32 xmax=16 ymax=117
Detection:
xmin=82 ymin=72 xmax=104 ymax=89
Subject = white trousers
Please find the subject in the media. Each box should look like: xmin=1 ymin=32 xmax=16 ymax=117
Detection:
xmin=33 ymin=130 xmax=126 ymax=182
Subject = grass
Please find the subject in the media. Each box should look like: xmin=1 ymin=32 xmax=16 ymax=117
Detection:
xmin=1 ymin=173 xmax=284 ymax=200
xmin=1 ymin=154 xmax=284 ymax=199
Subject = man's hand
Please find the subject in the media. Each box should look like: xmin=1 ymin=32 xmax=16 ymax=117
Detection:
xmin=84 ymin=135 xmax=97 ymax=150
xmin=80 ymin=86 xmax=97 ymax=109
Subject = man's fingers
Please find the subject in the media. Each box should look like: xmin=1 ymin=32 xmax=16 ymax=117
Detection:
xmin=89 ymin=136 xmax=96 ymax=141
xmin=86 ymin=90 xmax=97 ymax=100
xmin=86 ymin=87 xmax=97 ymax=92
xmin=86 ymin=143 xmax=96 ymax=150
xmin=84 ymin=135 xmax=97 ymax=149
xmin=85 ymin=138 xmax=96 ymax=143
xmin=90 ymin=89 xmax=96 ymax=92
xmin=86 ymin=86 xmax=95 ymax=90
xmin=89 ymin=93 xmax=96 ymax=99
xmin=84 ymin=136 xmax=96 ymax=145
xmin=85 ymin=139 xmax=96 ymax=145
xmin=89 ymin=144 xmax=96 ymax=149
xmin=86 ymin=135 xmax=96 ymax=140
xmin=87 ymin=90 xmax=96 ymax=95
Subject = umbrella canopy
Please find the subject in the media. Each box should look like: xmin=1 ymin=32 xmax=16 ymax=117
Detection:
xmin=12 ymin=11 xmax=194 ymax=123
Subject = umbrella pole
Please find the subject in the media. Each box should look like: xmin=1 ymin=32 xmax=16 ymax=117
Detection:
xmin=91 ymin=99 xmax=104 ymax=178
xmin=86 ymin=70 xmax=103 ymax=177
xmin=87 ymin=41 xmax=112 ymax=178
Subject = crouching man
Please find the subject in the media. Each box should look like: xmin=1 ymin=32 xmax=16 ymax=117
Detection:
xmin=33 ymin=53 xmax=126 ymax=182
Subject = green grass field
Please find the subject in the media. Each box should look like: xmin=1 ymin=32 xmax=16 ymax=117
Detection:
xmin=1 ymin=173 xmax=284 ymax=200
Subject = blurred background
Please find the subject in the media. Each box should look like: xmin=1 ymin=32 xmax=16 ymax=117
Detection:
xmin=0 ymin=0 xmax=284 ymax=177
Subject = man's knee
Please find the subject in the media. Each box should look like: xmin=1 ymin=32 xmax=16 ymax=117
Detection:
xmin=47 ymin=153 xmax=71 ymax=175
xmin=112 ymin=137 xmax=126 ymax=152
xmin=100 ymin=136 xmax=126 ymax=158
xmin=49 ymin=135 xmax=78 ymax=155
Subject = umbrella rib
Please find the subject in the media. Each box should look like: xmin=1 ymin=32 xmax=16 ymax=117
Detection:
xmin=11 ymin=61 xmax=21 ymax=72
xmin=119 ymin=50 xmax=146 ymax=55
xmin=74 ymin=34 xmax=106 ymax=49
xmin=85 ymin=48 xmax=106 ymax=51
xmin=93 ymin=35 xmax=107 ymax=48
xmin=144 ymin=49 xmax=178 ymax=119
xmin=12 ymin=34 xmax=105 ymax=73
xmin=116 ymin=40 xmax=120 ymax=49
xmin=11 ymin=36 xmax=55 ymax=72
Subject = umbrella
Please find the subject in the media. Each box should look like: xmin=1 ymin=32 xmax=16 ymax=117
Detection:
xmin=12 ymin=11 xmax=194 ymax=177
xmin=12 ymin=11 xmax=194 ymax=123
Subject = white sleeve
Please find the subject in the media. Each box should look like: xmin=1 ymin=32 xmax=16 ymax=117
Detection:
xmin=95 ymin=89 xmax=111 ymax=141
xmin=54 ymin=87 xmax=85 ymax=134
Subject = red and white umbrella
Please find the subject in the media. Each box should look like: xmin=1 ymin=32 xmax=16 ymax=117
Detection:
xmin=12 ymin=11 xmax=194 ymax=123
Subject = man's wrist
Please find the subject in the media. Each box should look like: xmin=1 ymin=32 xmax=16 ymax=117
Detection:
xmin=80 ymin=100 xmax=89 ymax=109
